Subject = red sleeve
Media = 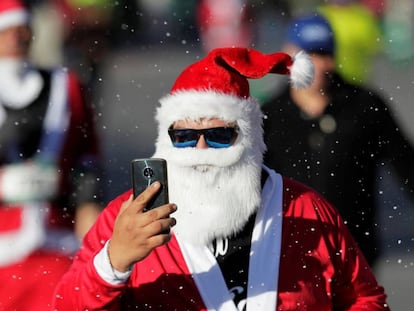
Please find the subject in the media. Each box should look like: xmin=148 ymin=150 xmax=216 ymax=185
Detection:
xmin=330 ymin=210 xmax=390 ymax=311
xmin=52 ymin=191 xmax=132 ymax=310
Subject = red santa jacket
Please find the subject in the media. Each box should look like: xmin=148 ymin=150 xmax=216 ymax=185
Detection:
xmin=53 ymin=170 xmax=389 ymax=311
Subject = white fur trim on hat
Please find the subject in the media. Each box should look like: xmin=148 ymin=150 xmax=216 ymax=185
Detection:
xmin=157 ymin=90 xmax=258 ymax=125
xmin=0 ymin=8 xmax=29 ymax=31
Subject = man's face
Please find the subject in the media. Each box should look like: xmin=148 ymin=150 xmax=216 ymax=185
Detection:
xmin=0 ymin=25 xmax=31 ymax=59
xmin=308 ymin=52 xmax=335 ymax=90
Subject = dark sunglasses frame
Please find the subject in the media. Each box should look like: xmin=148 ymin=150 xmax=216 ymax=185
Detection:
xmin=168 ymin=126 xmax=239 ymax=148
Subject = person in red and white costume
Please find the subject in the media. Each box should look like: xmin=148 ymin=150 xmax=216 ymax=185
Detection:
xmin=0 ymin=1 xmax=103 ymax=310
xmin=196 ymin=0 xmax=254 ymax=53
xmin=53 ymin=47 xmax=390 ymax=310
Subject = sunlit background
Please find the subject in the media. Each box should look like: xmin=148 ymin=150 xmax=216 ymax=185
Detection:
xmin=28 ymin=1 xmax=414 ymax=309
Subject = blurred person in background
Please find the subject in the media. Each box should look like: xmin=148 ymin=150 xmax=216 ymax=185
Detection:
xmin=196 ymin=0 xmax=254 ymax=53
xmin=261 ymin=13 xmax=414 ymax=268
xmin=0 ymin=0 xmax=103 ymax=309
xmin=51 ymin=0 xmax=115 ymax=96
xmin=382 ymin=0 xmax=414 ymax=63
xmin=29 ymin=0 xmax=142 ymax=111
xmin=169 ymin=0 xmax=199 ymax=44
xmin=318 ymin=0 xmax=383 ymax=85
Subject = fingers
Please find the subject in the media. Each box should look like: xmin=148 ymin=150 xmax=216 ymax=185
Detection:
xmin=142 ymin=202 xmax=176 ymax=221
xmin=145 ymin=217 xmax=177 ymax=248
xmin=117 ymin=181 xmax=177 ymax=237
xmin=122 ymin=182 xmax=161 ymax=216
xmin=118 ymin=193 xmax=177 ymax=236
xmin=144 ymin=212 xmax=177 ymax=237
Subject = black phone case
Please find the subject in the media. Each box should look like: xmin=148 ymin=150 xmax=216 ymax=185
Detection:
xmin=131 ymin=158 xmax=169 ymax=212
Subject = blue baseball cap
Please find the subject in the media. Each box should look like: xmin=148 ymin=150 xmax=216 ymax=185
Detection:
xmin=285 ymin=14 xmax=335 ymax=55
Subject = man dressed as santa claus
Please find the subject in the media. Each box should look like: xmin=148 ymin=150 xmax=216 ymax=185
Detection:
xmin=53 ymin=47 xmax=390 ymax=310
xmin=0 ymin=1 xmax=102 ymax=310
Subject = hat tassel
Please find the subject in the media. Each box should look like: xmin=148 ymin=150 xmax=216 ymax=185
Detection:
xmin=290 ymin=51 xmax=314 ymax=89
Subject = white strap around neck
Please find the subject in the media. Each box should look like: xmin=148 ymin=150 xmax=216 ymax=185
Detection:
xmin=177 ymin=168 xmax=283 ymax=311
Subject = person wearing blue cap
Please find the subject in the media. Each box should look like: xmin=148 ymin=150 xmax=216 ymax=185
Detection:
xmin=262 ymin=13 xmax=414 ymax=268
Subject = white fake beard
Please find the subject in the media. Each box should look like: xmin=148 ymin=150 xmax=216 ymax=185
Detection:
xmin=161 ymin=148 xmax=262 ymax=246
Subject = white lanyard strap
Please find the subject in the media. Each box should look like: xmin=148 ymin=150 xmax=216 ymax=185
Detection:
xmin=177 ymin=167 xmax=283 ymax=311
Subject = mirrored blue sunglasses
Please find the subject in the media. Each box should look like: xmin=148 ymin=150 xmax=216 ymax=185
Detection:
xmin=168 ymin=126 xmax=239 ymax=148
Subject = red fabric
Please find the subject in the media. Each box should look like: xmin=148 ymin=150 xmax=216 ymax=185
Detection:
xmin=52 ymin=178 xmax=389 ymax=310
xmin=197 ymin=0 xmax=247 ymax=30
xmin=360 ymin=0 xmax=387 ymax=17
xmin=0 ymin=0 xmax=25 ymax=12
xmin=170 ymin=47 xmax=293 ymax=98
xmin=196 ymin=0 xmax=254 ymax=51
xmin=0 ymin=250 xmax=72 ymax=311
xmin=0 ymin=205 xmax=22 ymax=232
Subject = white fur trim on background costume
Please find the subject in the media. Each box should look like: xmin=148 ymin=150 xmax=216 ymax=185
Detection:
xmin=0 ymin=59 xmax=43 ymax=112
xmin=0 ymin=8 xmax=29 ymax=31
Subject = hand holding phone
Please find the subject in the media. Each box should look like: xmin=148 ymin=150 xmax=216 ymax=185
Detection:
xmin=109 ymin=182 xmax=176 ymax=272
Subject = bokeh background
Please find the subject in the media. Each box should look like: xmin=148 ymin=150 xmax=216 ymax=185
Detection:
xmin=27 ymin=1 xmax=414 ymax=309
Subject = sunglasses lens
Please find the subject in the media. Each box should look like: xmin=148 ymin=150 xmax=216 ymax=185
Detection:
xmin=168 ymin=129 xmax=198 ymax=148
xmin=205 ymin=128 xmax=237 ymax=148
xmin=168 ymin=127 xmax=238 ymax=148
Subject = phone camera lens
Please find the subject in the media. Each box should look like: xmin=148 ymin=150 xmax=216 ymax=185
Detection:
xmin=143 ymin=167 xmax=154 ymax=178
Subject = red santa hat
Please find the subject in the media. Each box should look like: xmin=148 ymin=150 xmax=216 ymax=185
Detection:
xmin=154 ymin=47 xmax=313 ymax=165
xmin=156 ymin=47 xmax=313 ymax=130
xmin=0 ymin=0 xmax=30 ymax=31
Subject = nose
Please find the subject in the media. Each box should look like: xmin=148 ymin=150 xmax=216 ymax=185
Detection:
xmin=195 ymin=134 xmax=209 ymax=149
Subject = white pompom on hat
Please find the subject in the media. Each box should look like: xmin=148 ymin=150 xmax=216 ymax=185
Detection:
xmin=0 ymin=0 xmax=30 ymax=31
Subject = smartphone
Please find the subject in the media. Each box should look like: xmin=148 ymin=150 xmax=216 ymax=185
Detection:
xmin=131 ymin=158 xmax=169 ymax=212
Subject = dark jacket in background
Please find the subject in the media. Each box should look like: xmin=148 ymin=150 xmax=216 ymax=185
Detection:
xmin=262 ymin=73 xmax=414 ymax=265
